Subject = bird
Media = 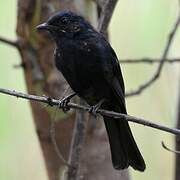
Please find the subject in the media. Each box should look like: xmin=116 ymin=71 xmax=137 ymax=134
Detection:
xmin=36 ymin=10 xmax=146 ymax=171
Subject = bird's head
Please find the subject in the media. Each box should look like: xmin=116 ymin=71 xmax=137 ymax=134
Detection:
xmin=36 ymin=10 xmax=94 ymax=40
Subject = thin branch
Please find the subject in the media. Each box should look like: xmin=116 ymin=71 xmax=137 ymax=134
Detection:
xmin=0 ymin=87 xmax=180 ymax=136
xmin=126 ymin=14 xmax=180 ymax=97
xmin=161 ymin=141 xmax=180 ymax=154
xmin=0 ymin=36 xmax=19 ymax=48
xmin=67 ymin=100 xmax=88 ymax=180
xmin=120 ymin=58 xmax=180 ymax=64
xmin=97 ymin=0 xmax=118 ymax=33
xmin=50 ymin=111 xmax=71 ymax=167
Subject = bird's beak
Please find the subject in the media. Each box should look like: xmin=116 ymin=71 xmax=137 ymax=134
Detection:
xmin=36 ymin=22 xmax=50 ymax=31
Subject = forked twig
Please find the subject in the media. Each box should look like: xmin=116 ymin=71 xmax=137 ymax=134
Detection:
xmin=126 ymin=14 xmax=180 ymax=97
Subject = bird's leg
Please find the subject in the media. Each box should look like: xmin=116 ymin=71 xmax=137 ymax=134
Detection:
xmin=89 ymin=99 xmax=105 ymax=116
xmin=59 ymin=92 xmax=77 ymax=112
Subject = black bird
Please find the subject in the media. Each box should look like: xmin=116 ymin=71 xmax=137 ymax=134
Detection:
xmin=36 ymin=11 xmax=146 ymax=171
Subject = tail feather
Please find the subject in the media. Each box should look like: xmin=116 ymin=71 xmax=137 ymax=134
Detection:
xmin=103 ymin=116 xmax=146 ymax=171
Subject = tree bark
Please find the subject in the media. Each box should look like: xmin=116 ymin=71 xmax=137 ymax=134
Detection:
xmin=16 ymin=1 xmax=77 ymax=179
xmin=16 ymin=0 xmax=129 ymax=180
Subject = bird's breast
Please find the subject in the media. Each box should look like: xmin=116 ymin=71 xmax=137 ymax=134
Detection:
xmin=54 ymin=42 xmax=112 ymax=104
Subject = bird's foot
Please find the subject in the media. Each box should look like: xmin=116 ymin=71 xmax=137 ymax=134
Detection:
xmin=58 ymin=93 xmax=76 ymax=113
xmin=89 ymin=99 xmax=105 ymax=116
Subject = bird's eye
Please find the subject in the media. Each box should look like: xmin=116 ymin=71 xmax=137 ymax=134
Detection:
xmin=61 ymin=17 xmax=68 ymax=24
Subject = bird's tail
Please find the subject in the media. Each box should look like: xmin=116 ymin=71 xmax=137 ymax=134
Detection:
xmin=103 ymin=116 xmax=146 ymax=171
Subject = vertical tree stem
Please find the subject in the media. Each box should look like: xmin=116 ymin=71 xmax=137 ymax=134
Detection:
xmin=67 ymin=100 xmax=88 ymax=180
xmin=175 ymin=80 xmax=180 ymax=180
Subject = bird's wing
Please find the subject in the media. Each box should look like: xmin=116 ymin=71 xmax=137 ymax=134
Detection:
xmin=101 ymin=40 xmax=126 ymax=113
xmin=81 ymin=34 xmax=126 ymax=112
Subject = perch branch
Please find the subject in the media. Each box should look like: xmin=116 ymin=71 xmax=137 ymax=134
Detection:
xmin=0 ymin=87 xmax=180 ymax=136
xmin=126 ymin=14 xmax=180 ymax=97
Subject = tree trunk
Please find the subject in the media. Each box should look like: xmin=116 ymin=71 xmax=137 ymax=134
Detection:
xmin=175 ymin=80 xmax=180 ymax=180
xmin=16 ymin=0 xmax=129 ymax=180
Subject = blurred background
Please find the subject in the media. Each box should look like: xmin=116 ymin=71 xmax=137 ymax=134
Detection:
xmin=0 ymin=0 xmax=180 ymax=180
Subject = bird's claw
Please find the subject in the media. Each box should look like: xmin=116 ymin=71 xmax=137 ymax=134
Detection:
xmin=89 ymin=105 xmax=99 ymax=116
xmin=88 ymin=99 xmax=105 ymax=117
xmin=58 ymin=93 xmax=76 ymax=113
xmin=59 ymin=97 xmax=70 ymax=112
